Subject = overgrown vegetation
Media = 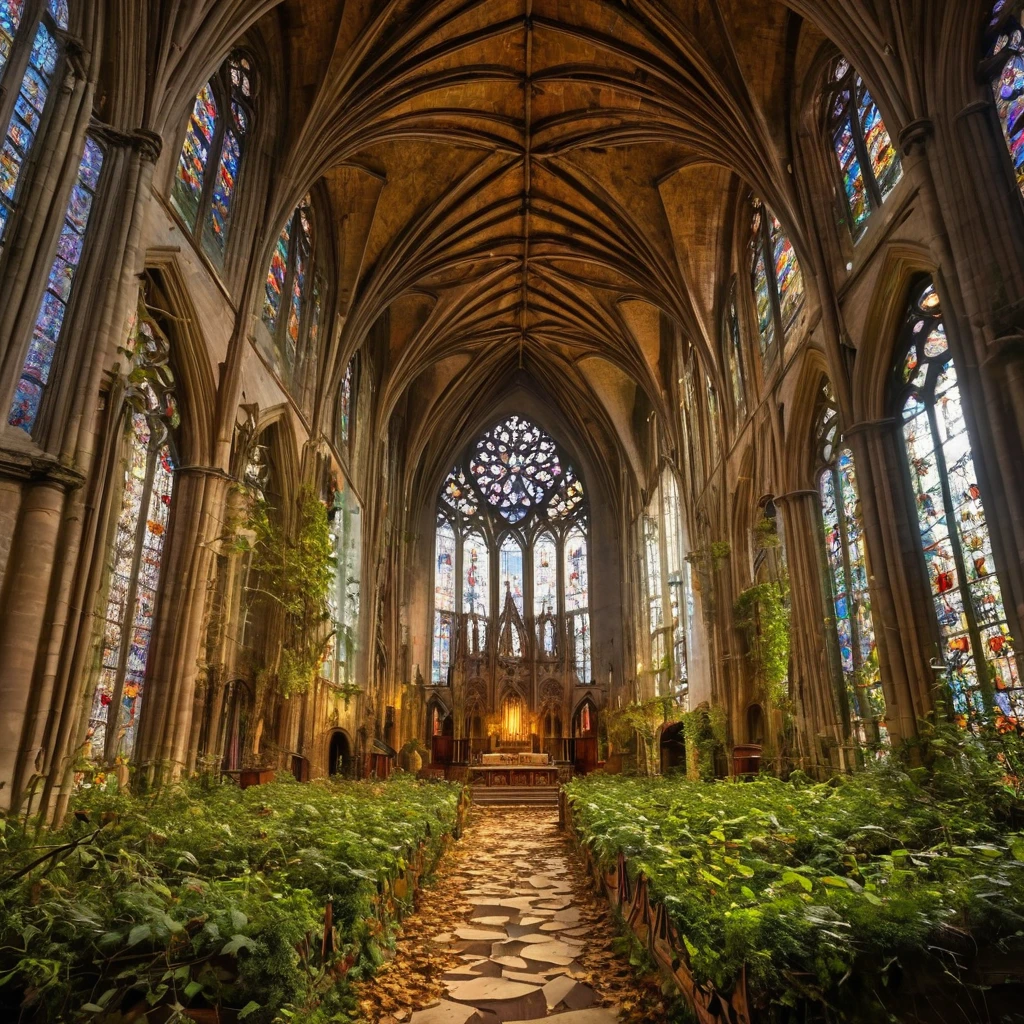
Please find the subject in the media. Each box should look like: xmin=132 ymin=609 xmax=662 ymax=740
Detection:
xmin=733 ymin=577 xmax=791 ymax=707
xmin=243 ymin=485 xmax=336 ymax=699
xmin=0 ymin=776 xmax=462 ymax=1023
xmin=681 ymin=703 xmax=727 ymax=782
xmin=566 ymin=723 xmax=1024 ymax=1021
xmin=605 ymin=696 xmax=684 ymax=776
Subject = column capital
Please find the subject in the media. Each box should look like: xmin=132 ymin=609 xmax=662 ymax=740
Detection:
xmin=843 ymin=418 xmax=897 ymax=438
xmin=899 ymin=118 xmax=934 ymax=157
xmin=88 ymin=121 xmax=163 ymax=163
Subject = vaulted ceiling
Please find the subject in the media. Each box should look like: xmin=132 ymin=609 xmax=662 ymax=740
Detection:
xmin=224 ymin=0 xmax=942 ymax=498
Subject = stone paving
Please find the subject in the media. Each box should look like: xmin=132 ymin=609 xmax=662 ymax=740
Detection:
xmin=355 ymin=806 xmax=672 ymax=1024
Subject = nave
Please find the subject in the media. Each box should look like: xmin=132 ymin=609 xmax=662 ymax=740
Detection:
xmin=1 ymin=0 xmax=1024 ymax=1021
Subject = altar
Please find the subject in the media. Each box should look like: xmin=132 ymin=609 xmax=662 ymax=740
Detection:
xmin=468 ymin=751 xmax=560 ymax=787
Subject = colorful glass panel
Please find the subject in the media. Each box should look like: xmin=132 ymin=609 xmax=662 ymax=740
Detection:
xmin=565 ymin=527 xmax=588 ymax=612
xmin=435 ymin=519 xmax=456 ymax=611
xmin=895 ymin=281 xmax=1022 ymax=729
xmin=769 ymin=213 xmax=805 ymax=331
xmin=547 ymin=465 xmax=585 ymax=520
xmin=828 ymin=59 xmax=901 ymax=239
xmin=988 ymin=10 xmax=1024 ymax=197
xmin=751 ymin=209 xmax=775 ymax=361
xmin=432 ymin=611 xmax=454 ymax=685
xmin=203 ymin=125 xmax=239 ymax=264
xmin=499 ymin=535 xmax=524 ymax=615
xmin=534 ymin=532 xmax=557 ymax=617
xmin=0 ymin=0 xmax=25 ymax=82
xmin=726 ymin=286 xmax=746 ymax=421
xmin=463 ymin=532 xmax=489 ymax=617
xmin=0 ymin=20 xmax=59 ymax=247
xmin=9 ymin=138 xmax=104 ymax=432
xmin=171 ymin=83 xmax=216 ymax=232
xmin=470 ymin=414 xmax=562 ymax=523
xmin=261 ymin=214 xmax=291 ymax=340
xmin=338 ymin=358 xmax=354 ymax=448
xmin=89 ymin=411 xmax=175 ymax=760
xmin=571 ymin=611 xmax=591 ymax=682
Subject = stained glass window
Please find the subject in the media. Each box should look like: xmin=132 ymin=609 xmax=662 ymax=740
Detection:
xmin=986 ymin=2 xmax=1024 ymax=198
xmin=0 ymin=7 xmax=64 ymax=250
xmin=171 ymin=53 xmax=253 ymax=266
xmin=827 ymin=58 xmax=902 ymax=240
xmin=749 ymin=198 xmax=804 ymax=369
xmin=259 ymin=195 xmax=320 ymax=391
xmin=644 ymin=470 xmax=688 ymax=698
xmin=338 ymin=356 xmax=355 ymax=449
xmin=499 ymin=535 xmax=524 ymax=615
xmin=705 ymin=373 xmax=721 ymax=467
xmin=893 ymin=278 xmax=1022 ymax=730
xmin=463 ymin=532 xmax=489 ymax=618
xmin=432 ymin=519 xmax=457 ymax=684
xmin=89 ymin=307 xmax=178 ymax=763
xmin=815 ymin=383 xmax=885 ymax=745
xmin=9 ymin=137 xmax=104 ymax=433
xmin=470 ymin=414 xmax=562 ymax=523
xmin=432 ymin=415 xmax=589 ymax=683
xmin=534 ymin=532 xmax=557 ymax=615
xmin=725 ymin=283 xmax=747 ymax=423
xmin=324 ymin=480 xmax=361 ymax=688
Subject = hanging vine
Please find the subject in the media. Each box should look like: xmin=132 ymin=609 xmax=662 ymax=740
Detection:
xmin=734 ymin=576 xmax=791 ymax=708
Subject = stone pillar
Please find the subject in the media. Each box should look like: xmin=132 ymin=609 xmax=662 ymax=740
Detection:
xmin=0 ymin=479 xmax=67 ymax=806
xmin=775 ymin=489 xmax=843 ymax=767
xmin=135 ymin=467 xmax=231 ymax=785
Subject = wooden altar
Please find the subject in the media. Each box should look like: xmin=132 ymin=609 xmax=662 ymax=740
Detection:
xmin=468 ymin=765 xmax=560 ymax=787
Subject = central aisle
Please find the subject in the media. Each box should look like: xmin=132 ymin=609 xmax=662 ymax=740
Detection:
xmin=355 ymin=805 xmax=672 ymax=1024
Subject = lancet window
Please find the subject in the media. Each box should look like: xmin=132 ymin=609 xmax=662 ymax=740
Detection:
xmin=749 ymin=198 xmax=805 ymax=369
xmin=814 ymin=383 xmax=885 ymax=745
xmin=88 ymin=303 xmax=179 ymax=762
xmin=323 ymin=478 xmax=361 ymax=689
xmin=431 ymin=415 xmax=591 ymax=684
xmin=985 ymin=2 xmax=1024 ymax=199
xmin=724 ymin=282 xmax=747 ymax=424
xmin=337 ymin=357 xmax=356 ymax=453
xmin=9 ymin=136 xmax=105 ymax=433
xmin=258 ymin=195 xmax=326 ymax=392
xmin=825 ymin=57 xmax=902 ymax=240
xmin=0 ymin=0 xmax=68 ymax=253
xmin=643 ymin=469 xmax=688 ymax=699
xmin=170 ymin=53 xmax=254 ymax=267
xmin=893 ymin=278 xmax=1022 ymax=730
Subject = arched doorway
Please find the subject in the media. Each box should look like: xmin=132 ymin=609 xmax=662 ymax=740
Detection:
xmin=328 ymin=730 xmax=353 ymax=777
xmin=660 ymin=721 xmax=686 ymax=773
xmin=572 ymin=697 xmax=598 ymax=774
xmin=427 ymin=698 xmax=454 ymax=765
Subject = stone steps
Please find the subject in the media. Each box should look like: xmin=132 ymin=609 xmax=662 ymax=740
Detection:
xmin=471 ymin=786 xmax=560 ymax=806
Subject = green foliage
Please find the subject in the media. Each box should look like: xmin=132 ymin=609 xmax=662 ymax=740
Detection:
xmin=753 ymin=516 xmax=780 ymax=551
xmin=244 ymin=485 xmax=336 ymax=698
xmin=681 ymin=704 xmax=726 ymax=782
xmin=565 ymin=729 xmax=1024 ymax=1021
xmin=606 ymin=697 xmax=684 ymax=775
xmin=733 ymin=577 xmax=790 ymax=706
xmin=0 ymin=776 xmax=462 ymax=1023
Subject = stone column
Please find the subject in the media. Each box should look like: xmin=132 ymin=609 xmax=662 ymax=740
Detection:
xmin=135 ymin=466 xmax=231 ymax=786
xmin=774 ymin=489 xmax=843 ymax=768
xmin=0 ymin=478 xmax=68 ymax=806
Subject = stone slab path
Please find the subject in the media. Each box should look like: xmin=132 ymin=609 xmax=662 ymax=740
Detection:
xmin=352 ymin=806 xmax=673 ymax=1024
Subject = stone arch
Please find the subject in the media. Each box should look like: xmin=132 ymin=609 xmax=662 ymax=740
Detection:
xmin=326 ymin=728 xmax=354 ymax=777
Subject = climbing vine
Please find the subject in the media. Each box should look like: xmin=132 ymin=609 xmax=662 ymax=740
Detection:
xmin=682 ymin=703 xmax=727 ymax=781
xmin=605 ymin=696 xmax=684 ymax=776
xmin=242 ymin=485 xmax=336 ymax=699
xmin=734 ymin=577 xmax=791 ymax=707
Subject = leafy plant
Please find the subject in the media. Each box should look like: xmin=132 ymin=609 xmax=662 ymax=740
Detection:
xmin=605 ymin=696 xmax=684 ymax=775
xmin=565 ymin=728 xmax=1024 ymax=1021
xmin=733 ymin=577 xmax=790 ymax=707
xmin=0 ymin=776 xmax=463 ymax=1023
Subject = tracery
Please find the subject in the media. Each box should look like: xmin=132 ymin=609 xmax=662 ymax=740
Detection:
xmin=431 ymin=415 xmax=591 ymax=686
